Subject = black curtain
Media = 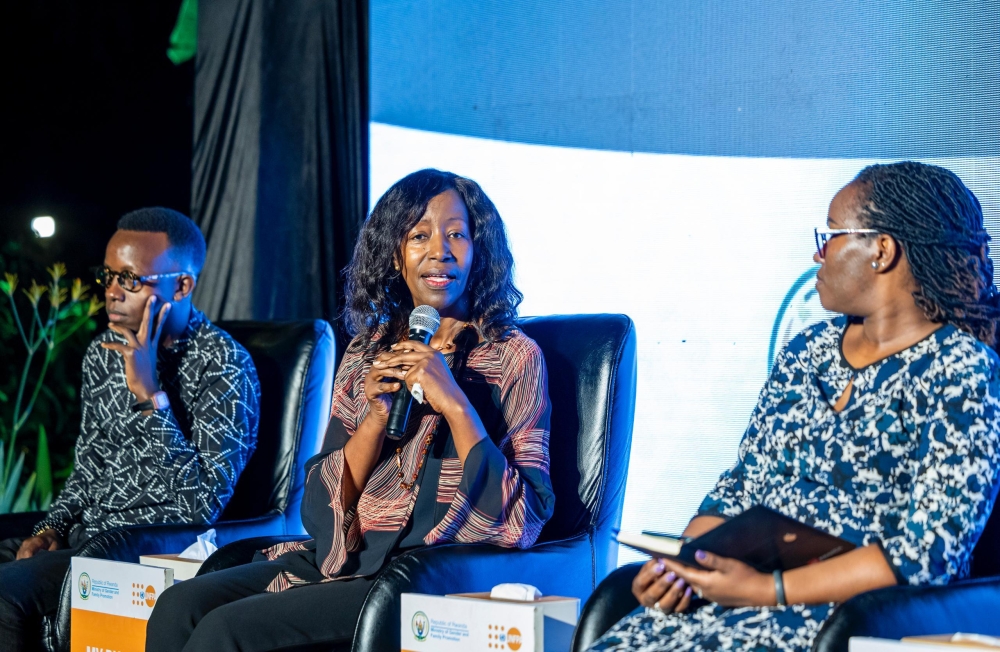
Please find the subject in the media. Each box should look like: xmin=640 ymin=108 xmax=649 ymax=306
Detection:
xmin=192 ymin=0 xmax=368 ymax=323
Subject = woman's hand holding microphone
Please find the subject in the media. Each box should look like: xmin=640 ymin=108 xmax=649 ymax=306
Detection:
xmin=365 ymin=340 xmax=486 ymax=462
xmin=344 ymin=343 xmax=459 ymax=504
xmin=370 ymin=341 xmax=466 ymax=417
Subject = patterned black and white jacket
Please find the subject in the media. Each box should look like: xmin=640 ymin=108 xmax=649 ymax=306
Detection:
xmin=34 ymin=308 xmax=260 ymax=543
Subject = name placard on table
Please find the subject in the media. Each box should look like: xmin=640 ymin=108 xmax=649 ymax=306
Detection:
xmin=401 ymin=592 xmax=579 ymax=652
xmin=850 ymin=636 xmax=1000 ymax=651
xmin=70 ymin=557 xmax=174 ymax=652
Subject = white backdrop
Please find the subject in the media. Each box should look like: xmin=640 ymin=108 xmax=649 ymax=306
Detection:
xmin=371 ymin=122 xmax=1000 ymax=563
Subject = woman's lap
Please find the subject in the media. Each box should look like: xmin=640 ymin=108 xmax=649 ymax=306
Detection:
xmin=146 ymin=558 xmax=376 ymax=652
xmin=587 ymin=603 xmax=835 ymax=652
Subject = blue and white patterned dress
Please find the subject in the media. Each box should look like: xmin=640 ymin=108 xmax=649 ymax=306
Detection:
xmin=590 ymin=316 xmax=1000 ymax=652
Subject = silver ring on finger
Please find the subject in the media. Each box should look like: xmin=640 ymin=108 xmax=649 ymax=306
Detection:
xmin=651 ymin=600 xmax=665 ymax=613
xmin=411 ymin=382 xmax=425 ymax=404
xmin=694 ymin=587 xmax=703 ymax=598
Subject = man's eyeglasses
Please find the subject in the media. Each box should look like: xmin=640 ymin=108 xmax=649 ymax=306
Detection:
xmin=92 ymin=266 xmax=186 ymax=293
xmin=814 ymin=227 xmax=879 ymax=259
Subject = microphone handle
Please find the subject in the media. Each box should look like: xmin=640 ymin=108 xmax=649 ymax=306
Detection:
xmin=384 ymin=326 xmax=435 ymax=440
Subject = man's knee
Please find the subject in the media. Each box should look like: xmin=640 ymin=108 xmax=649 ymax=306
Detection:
xmin=0 ymin=551 xmax=70 ymax=615
xmin=0 ymin=561 xmax=45 ymax=647
xmin=0 ymin=585 xmax=23 ymax=625
xmin=0 ymin=561 xmax=39 ymax=615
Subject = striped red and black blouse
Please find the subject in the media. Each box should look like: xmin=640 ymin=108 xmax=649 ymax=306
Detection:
xmin=261 ymin=328 xmax=554 ymax=592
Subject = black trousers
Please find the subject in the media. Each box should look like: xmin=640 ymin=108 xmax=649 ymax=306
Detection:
xmin=0 ymin=537 xmax=79 ymax=652
xmin=145 ymin=557 xmax=377 ymax=652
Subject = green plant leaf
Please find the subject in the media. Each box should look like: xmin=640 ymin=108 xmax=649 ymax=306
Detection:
xmin=12 ymin=471 xmax=36 ymax=513
xmin=0 ymin=451 xmax=25 ymax=513
xmin=1 ymin=260 xmax=101 ymax=510
xmin=167 ymin=0 xmax=197 ymax=65
xmin=35 ymin=425 xmax=52 ymax=504
xmin=39 ymin=491 xmax=52 ymax=511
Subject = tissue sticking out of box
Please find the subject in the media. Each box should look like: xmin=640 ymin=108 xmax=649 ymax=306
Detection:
xmin=490 ymin=583 xmax=542 ymax=601
xmin=178 ymin=529 xmax=219 ymax=561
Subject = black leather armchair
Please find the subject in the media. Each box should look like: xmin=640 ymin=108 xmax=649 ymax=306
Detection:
xmin=807 ymin=508 xmax=1000 ymax=652
xmin=0 ymin=510 xmax=48 ymax=541
xmin=569 ymin=476 xmax=1000 ymax=652
xmin=198 ymin=313 xmax=638 ymax=652
xmin=23 ymin=319 xmax=336 ymax=652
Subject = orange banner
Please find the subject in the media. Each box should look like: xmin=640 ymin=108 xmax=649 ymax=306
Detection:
xmin=70 ymin=609 xmax=148 ymax=652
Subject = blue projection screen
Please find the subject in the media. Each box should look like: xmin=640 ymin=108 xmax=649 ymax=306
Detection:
xmin=370 ymin=0 xmax=1000 ymax=564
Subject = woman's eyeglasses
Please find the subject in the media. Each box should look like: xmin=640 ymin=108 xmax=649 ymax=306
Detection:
xmin=814 ymin=227 xmax=879 ymax=259
xmin=92 ymin=266 xmax=186 ymax=293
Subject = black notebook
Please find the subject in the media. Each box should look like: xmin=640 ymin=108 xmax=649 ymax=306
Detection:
xmin=616 ymin=505 xmax=856 ymax=573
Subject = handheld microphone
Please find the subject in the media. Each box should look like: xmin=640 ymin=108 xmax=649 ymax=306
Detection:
xmin=385 ymin=305 xmax=441 ymax=440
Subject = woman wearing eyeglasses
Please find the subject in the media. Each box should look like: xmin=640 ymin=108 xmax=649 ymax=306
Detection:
xmin=588 ymin=162 xmax=1000 ymax=652
xmin=146 ymin=169 xmax=554 ymax=652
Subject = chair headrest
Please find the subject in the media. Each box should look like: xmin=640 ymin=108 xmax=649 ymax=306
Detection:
xmin=519 ymin=314 xmax=637 ymax=542
xmin=216 ymin=320 xmax=335 ymax=520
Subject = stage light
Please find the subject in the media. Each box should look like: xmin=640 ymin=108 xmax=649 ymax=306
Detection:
xmin=31 ymin=216 xmax=56 ymax=238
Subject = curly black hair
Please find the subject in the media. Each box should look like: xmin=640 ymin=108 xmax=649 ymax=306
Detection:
xmin=343 ymin=169 xmax=522 ymax=348
xmin=853 ymin=161 xmax=1000 ymax=347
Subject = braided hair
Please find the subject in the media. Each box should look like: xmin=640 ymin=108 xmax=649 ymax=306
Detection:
xmin=853 ymin=161 xmax=1000 ymax=347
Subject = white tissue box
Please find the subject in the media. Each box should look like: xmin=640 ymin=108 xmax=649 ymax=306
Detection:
xmin=850 ymin=637 xmax=1000 ymax=651
xmin=139 ymin=554 xmax=204 ymax=582
xmin=401 ymin=592 xmax=579 ymax=652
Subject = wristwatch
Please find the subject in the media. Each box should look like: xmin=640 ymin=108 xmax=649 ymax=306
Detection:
xmin=131 ymin=390 xmax=170 ymax=413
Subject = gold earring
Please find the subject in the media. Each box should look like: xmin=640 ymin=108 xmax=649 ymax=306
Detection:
xmin=394 ymin=262 xmax=400 ymax=271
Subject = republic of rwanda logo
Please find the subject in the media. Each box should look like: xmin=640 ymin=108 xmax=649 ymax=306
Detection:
xmin=78 ymin=572 xmax=91 ymax=600
xmin=411 ymin=611 xmax=429 ymax=641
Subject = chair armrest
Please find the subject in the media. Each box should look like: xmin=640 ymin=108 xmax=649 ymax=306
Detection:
xmin=813 ymin=576 xmax=1000 ymax=652
xmin=353 ymin=534 xmax=594 ymax=652
xmin=0 ymin=511 xmax=47 ymax=540
xmin=199 ymin=535 xmax=311 ymax=575
xmin=571 ymin=561 xmax=642 ymax=652
xmin=69 ymin=514 xmax=289 ymax=563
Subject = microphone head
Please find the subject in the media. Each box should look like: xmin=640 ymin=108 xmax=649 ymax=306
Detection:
xmin=409 ymin=305 xmax=441 ymax=335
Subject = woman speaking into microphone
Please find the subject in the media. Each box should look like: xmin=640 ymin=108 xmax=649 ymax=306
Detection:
xmin=147 ymin=169 xmax=554 ymax=652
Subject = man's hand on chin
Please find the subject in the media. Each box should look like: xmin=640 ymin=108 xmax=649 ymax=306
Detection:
xmin=101 ymin=295 xmax=171 ymax=404
xmin=17 ymin=529 xmax=63 ymax=560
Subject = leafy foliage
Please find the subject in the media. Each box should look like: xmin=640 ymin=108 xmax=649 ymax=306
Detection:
xmin=0 ymin=244 xmax=100 ymax=512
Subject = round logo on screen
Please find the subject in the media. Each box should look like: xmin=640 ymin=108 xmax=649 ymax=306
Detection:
xmin=78 ymin=572 xmax=91 ymax=600
xmin=411 ymin=611 xmax=429 ymax=641
xmin=768 ymin=266 xmax=833 ymax=370
xmin=144 ymin=585 xmax=157 ymax=607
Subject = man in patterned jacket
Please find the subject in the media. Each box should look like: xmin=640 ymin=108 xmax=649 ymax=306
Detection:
xmin=0 ymin=207 xmax=260 ymax=650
